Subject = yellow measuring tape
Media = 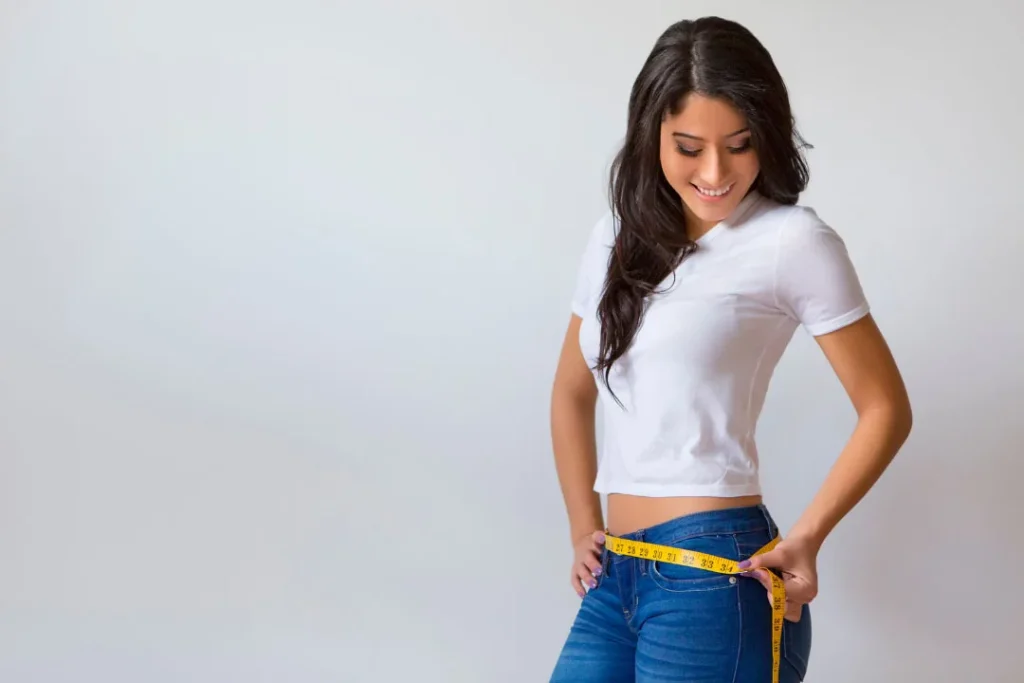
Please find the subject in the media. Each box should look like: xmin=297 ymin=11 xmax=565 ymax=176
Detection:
xmin=605 ymin=535 xmax=786 ymax=683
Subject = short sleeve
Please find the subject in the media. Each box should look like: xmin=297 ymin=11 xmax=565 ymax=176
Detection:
xmin=570 ymin=212 xmax=617 ymax=318
xmin=773 ymin=206 xmax=870 ymax=336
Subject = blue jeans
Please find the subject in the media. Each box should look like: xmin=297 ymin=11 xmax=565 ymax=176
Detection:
xmin=550 ymin=504 xmax=812 ymax=682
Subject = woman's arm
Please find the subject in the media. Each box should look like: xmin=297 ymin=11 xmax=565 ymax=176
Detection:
xmin=788 ymin=313 xmax=913 ymax=547
xmin=550 ymin=314 xmax=602 ymax=542
xmin=551 ymin=314 xmax=608 ymax=597
xmin=739 ymin=313 xmax=912 ymax=617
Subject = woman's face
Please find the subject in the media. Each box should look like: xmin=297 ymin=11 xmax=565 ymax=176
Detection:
xmin=659 ymin=93 xmax=760 ymax=239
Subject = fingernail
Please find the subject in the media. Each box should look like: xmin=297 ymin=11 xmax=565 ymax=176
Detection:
xmin=593 ymin=567 xmax=603 ymax=576
xmin=589 ymin=579 xmax=597 ymax=588
xmin=738 ymin=560 xmax=751 ymax=569
xmin=595 ymin=531 xmax=605 ymax=543
xmin=577 ymin=591 xmax=585 ymax=598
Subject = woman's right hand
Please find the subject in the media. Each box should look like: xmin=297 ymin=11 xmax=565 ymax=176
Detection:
xmin=571 ymin=530 xmax=605 ymax=598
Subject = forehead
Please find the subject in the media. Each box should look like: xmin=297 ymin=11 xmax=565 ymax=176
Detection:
xmin=663 ymin=93 xmax=748 ymax=138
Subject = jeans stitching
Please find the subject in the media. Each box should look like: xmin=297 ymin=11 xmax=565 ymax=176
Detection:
xmin=781 ymin=606 xmax=810 ymax=679
xmin=648 ymin=534 xmax=741 ymax=594
xmin=758 ymin=505 xmax=810 ymax=680
xmin=730 ymin=533 xmax=742 ymax=683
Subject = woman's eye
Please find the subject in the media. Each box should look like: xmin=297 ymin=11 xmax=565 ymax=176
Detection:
xmin=676 ymin=140 xmax=752 ymax=157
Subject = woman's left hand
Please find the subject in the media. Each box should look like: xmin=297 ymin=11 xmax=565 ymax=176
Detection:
xmin=737 ymin=534 xmax=820 ymax=622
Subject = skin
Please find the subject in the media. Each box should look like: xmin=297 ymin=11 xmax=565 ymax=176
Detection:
xmin=550 ymin=93 xmax=913 ymax=616
xmin=659 ymin=92 xmax=762 ymax=242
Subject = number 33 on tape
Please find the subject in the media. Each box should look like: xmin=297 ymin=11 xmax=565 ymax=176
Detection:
xmin=605 ymin=535 xmax=787 ymax=683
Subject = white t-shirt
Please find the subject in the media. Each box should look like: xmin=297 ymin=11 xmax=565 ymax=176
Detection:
xmin=570 ymin=190 xmax=870 ymax=497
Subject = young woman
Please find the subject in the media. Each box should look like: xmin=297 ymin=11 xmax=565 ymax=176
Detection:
xmin=548 ymin=16 xmax=912 ymax=682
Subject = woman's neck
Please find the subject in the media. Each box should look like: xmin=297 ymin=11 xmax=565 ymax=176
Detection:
xmin=683 ymin=205 xmax=717 ymax=242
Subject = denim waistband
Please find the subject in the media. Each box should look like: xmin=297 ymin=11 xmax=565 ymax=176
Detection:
xmin=610 ymin=504 xmax=777 ymax=545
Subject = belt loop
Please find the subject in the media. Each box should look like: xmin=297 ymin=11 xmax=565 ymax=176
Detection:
xmin=637 ymin=528 xmax=647 ymax=575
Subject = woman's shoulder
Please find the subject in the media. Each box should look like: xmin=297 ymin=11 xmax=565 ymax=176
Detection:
xmin=761 ymin=194 xmax=844 ymax=237
xmin=743 ymin=193 xmax=819 ymax=228
xmin=574 ymin=211 xmax=619 ymax=267
xmin=570 ymin=211 xmax=619 ymax=317
xmin=738 ymin=195 xmax=851 ymax=256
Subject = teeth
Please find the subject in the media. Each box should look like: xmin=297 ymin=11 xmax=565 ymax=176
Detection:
xmin=696 ymin=184 xmax=732 ymax=197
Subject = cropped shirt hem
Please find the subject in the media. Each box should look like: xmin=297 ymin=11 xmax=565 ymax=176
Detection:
xmin=593 ymin=481 xmax=763 ymax=498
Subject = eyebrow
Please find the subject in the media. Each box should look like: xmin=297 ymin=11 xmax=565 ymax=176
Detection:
xmin=672 ymin=127 xmax=750 ymax=142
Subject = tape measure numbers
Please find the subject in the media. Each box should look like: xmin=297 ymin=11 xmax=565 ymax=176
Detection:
xmin=605 ymin=535 xmax=786 ymax=683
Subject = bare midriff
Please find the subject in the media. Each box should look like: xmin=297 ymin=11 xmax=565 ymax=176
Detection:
xmin=606 ymin=493 xmax=764 ymax=536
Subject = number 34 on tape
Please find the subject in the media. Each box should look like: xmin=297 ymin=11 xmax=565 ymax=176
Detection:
xmin=604 ymin=535 xmax=787 ymax=683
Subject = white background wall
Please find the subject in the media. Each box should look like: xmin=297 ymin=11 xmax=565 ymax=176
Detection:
xmin=2 ymin=1 xmax=1022 ymax=681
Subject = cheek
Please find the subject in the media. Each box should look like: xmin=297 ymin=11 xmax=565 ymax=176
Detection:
xmin=735 ymin=155 xmax=760 ymax=182
xmin=660 ymin=151 xmax=696 ymax=189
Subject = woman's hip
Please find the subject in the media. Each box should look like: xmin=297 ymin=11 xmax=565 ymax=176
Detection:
xmin=604 ymin=504 xmax=812 ymax=680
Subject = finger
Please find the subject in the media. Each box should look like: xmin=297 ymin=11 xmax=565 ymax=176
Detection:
xmin=584 ymin=542 xmax=603 ymax=566
xmin=740 ymin=568 xmax=787 ymax=614
xmin=577 ymin=563 xmax=599 ymax=592
xmin=569 ymin=573 xmax=585 ymax=598
xmin=782 ymin=578 xmax=817 ymax=606
xmin=569 ymin=569 xmax=593 ymax=602
xmin=738 ymin=548 xmax=782 ymax=572
xmin=742 ymin=567 xmax=775 ymax=594
xmin=586 ymin=531 xmax=605 ymax=571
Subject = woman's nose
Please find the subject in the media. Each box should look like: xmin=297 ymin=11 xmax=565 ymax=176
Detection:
xmin=698 ymin=150 xmax=729 ymax=187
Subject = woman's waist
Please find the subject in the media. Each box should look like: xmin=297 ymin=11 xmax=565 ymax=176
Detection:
xmin=606 ymin=494 xmax=768 ymax=538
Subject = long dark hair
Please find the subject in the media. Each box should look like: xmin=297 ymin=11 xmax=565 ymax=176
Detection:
xmin=596 ymin=16 xmax=810 ymax=401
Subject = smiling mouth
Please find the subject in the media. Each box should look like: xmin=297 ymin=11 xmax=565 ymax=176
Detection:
xmin=692 ymin=183 xmax=734 ymax=198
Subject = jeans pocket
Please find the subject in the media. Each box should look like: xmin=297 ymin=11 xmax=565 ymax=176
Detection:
xmin=781 ymin=603 xmax=812 ymax=681
xmin=648 ymin=533 xmax=739 ymax=593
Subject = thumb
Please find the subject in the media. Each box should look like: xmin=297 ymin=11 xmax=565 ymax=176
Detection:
xmin=738 ymin=548 xmax=782 ymax=572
